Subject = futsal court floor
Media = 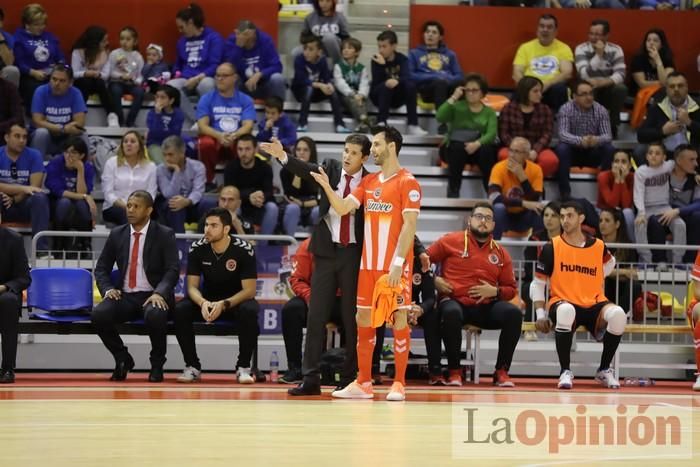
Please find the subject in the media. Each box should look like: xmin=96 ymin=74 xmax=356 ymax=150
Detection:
xmin=1 ymin=372 xmax=699 ymax=466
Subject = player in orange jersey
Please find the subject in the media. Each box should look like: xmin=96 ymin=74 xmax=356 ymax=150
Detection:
xmin=311 ymin=126 xmax=421 ymax=401
xmin=688 ymin=251 xmax=700 ymax=391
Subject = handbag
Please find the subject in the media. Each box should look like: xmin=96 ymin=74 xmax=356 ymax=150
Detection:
xmin=449 ymin=128 xmax=481 ymax=144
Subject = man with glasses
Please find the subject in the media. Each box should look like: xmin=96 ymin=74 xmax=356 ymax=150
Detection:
xmin=488 ymin=137 xmax=544 ymax=239
xmin=513 ymin=14 xmax=573 ymax=112
xmin=554 ymin=79 xmax=615 ymax=200
xmin=0 ymin=123 xmax=50 ymax=253
xmin=29 ymin=64 xmax=87 ymax=160
xmin=196 ymin=62 xmax=256 ymax=187
xmin=426 ymin=201 xmax=522 ymax=387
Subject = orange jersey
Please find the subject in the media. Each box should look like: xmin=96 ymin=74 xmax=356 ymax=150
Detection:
xmin=349 ymin=168 xmax=422 ymax=272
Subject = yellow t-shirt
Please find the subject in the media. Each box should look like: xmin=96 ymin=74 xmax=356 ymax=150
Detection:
xmin=513 ymin=38 xmax=573 ymax=84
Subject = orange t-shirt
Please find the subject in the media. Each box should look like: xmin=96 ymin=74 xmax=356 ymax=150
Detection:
xmin=349 ymin=168 xmax=422 ymax=272
xmin=488 ymin=159 xmax=543 ymax=214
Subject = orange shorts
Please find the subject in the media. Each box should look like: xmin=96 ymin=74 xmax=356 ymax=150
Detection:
xmin=356 ymin=268 xmax=412 ymax=312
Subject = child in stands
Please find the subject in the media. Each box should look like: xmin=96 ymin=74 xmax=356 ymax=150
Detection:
xmin=634 ymin=142 xmax=686 ymax=268
xmin=146 ymin=85 xmax=184 ymax=164
xmin=108 ymin=26 xmax=145 ymax=128
xmin=256 ymin=96 xmax=296 ymax=150
xmin=291 ymin=35 xmax=349 ymax=133
xmin=142 ymin=44 xmax=172 ymax=94
xmin=333 ymin=37 xmax=371 ymax=133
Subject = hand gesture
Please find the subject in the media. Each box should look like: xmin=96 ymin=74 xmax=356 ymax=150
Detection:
xmin=168 ymin=195 xmax=190 ymax=212
xmin=309 ymin=166 xmax=332 ymax=191
xmin=260 ymin=138 xmax=286 ymax=160
xmin=635 ymin=214 xmax=646 ymax=226
xmin=450 ymin=86 xmax=464 ymax=101
xmin=371 ymin=53 xmax=386 ymax=65
xmin=407 ymin=304 xmax=423 ymax=326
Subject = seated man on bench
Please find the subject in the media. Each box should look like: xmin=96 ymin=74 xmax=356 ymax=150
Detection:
xmin=532 ymin=200 xmax=626 ymax=390
xmin=92 ymin=190 xmax=179 ymax=383
xmin=427 ymin=202 xmax=522 ymax=387
xmin=173 ymin=207 xmax=260 ymax=384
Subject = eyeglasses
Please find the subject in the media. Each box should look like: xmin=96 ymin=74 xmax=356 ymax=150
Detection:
xmin=472 ymin=213 xmax=494 ymax=223
xmin=10 ymin=162 xmax=17 ymax=180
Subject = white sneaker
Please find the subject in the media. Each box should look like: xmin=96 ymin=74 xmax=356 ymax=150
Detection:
xmin=237 ymin=367 xmax=254 ymax=384
xmin=107 ymin=112 xmax=120 ymax=128
xmin=524 ymin=331 xmax=538 ymax=342
xmin=189 ymin=122 xmax=199 ymax=132
xmin=407 ymin=124 xmax=428 ymax=136
xmin=331 ymin=380 xmax=374 ymax=399
xmin=386 ymin=381 xmax=406 ymax=401
xmin=595 ymin=368 xmax=620 ymax=389
xmin=692 ymin=375 xmax=700 ymax=391
xmin=176 ymin=366 xmax=201 ymax=383
xmin=558 ymin=370 xmax=574 ymax=390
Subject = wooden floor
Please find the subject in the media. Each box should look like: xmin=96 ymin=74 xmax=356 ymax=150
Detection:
xmin=1 ymin=373 xmax=699 ymax=466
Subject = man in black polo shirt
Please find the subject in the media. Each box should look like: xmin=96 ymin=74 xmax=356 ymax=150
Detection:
xmin=173 ymin=207 xmax=260 ymax=384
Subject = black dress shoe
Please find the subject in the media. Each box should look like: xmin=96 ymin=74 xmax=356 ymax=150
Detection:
xmin=110 ymin=354 xmax=135 ymax=381
xmin=148 ymin=367 xmax=164 ymax=383
xmin=288 ymin=380 xmax=321 ymax=396
xmin=0 ymin=369 xmax=15 ymax=384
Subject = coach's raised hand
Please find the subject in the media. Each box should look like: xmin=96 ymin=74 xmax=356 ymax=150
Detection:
xmin=259 ymin=138 xmax=286 ymax=161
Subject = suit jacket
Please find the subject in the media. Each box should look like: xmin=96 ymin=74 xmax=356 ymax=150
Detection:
xmin=0 ymin=227 xmax=31 ymax=297
xmin=283 ymin=156 xmax=369 ymax=258
xmin=95 ymin=221 xmax=180 ymax=303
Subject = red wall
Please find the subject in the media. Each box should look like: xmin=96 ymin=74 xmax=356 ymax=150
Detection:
xmin=2 ymin=0 xmax=279 ymax=62
xmin=410 ymin=6 xmax=700 ymax=90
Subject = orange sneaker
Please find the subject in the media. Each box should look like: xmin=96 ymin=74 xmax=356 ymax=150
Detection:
xmin=493 ymin=368 xmax=515 ymax=388
xmin=446 ymin=369 xmax=463 ymax=387
xmin=386 ymin=381 xmax=406 ymax=401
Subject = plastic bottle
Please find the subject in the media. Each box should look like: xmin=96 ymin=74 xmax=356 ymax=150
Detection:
xmin=269 ymin=351 xmax=279 ymax=383
xmin=623 ymin=377 xmax=655 ymax=386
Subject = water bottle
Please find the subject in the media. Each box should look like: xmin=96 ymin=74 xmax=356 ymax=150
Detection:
xmin=269 ymin=351 xmax=279 ymax=383
xmin=623 ymin=377 xmax=655 ymax=386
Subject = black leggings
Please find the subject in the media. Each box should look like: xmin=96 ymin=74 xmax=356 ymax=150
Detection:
xmin=73 ymin=77 xmax=117 ymax=114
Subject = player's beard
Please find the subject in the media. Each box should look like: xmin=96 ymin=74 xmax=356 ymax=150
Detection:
xmin=469 ymin=224 xmax=491 ymax=242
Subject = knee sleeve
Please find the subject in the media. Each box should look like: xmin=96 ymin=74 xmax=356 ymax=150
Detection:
xmin=554 ymin=302 xmax=576 ymax=332
xmin=604 ymin=305 xmax=627 ymax=336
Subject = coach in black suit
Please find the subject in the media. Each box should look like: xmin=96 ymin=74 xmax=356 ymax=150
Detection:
xmin=262 ymin=135 xmax=370 ymax=395
xmin=92 ymin=190 xmax=179 ymax=382
xmin=0 ymin=212 xmax=31 ymax=384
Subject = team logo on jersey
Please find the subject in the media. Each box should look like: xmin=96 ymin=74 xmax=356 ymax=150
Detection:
xmin=396 ymin=295 xmax=404 ymax=306
xmin=366 ymin=200 xmax=393 ymax=213
xmin=373 ymin=188 xmax=382 ymax=198
xmin=408 ymin=189 xmax=421 ymax=202
xmin=413 ymin=273 xmax=422 ymax=286
xmin=226 ymin=259 xmax=237 ymax=271
xmin=488 ymin=254 xmax=499 ymax=265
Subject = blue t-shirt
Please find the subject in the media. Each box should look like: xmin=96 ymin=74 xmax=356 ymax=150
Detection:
xmin=195 ymin=90 xmax=256 ymax=133
xmin=0 ymin=145 xmax=45 ymax=186
xmin=30 ymin=84 xmax=87 ymax=126
xmin=44 ymin=155 xmax=95 ymax=197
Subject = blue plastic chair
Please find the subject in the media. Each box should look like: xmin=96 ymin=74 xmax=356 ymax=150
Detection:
xmin=27 ymin=268 xmax=93 ymax=322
